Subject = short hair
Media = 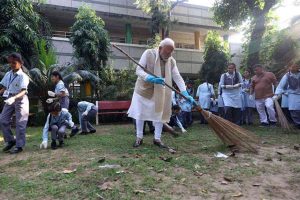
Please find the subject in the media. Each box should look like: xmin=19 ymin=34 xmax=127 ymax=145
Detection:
xmin=48 ymin=102 xmax=62 ymax=112
xmin=228 ymin=63 xmax=236 ymax=68
xmin=159 ymin=38 xmax=175 ymax=48
xmin=172 ymin=105 xmax=181 ymax=111
xmin=7 ymin=53 xmax=24 ymax=64
xmin=51 ymin=71 xmax=63 ymax=80
xmin=252 ymin=64 xmax=264 ymax=69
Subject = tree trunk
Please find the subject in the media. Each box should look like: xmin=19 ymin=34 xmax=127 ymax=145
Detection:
xmin=247 ymin=14 xmax=266 ymax=69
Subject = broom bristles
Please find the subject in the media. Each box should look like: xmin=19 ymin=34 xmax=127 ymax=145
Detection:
xmin=274 ymin=100 xmax=293 ymax=131
xmin=199 ymin=108 xmax=259 ymax=153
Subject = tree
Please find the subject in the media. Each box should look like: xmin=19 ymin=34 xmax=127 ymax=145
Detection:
xmin=199 ymin=31 xmax=230 ymax=84
xmin=0 ymin=0 xmax=51 ymax=68
xmin=70 ymin=4 xmax=110 ymax=71
xmin=135 ymin=0 xmax=186 ymax=40
xmin=213 ymin=0 xmax=280 ymax=68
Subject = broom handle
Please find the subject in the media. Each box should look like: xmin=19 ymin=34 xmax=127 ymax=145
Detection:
xmin=112 ymin=44 xmax=200 ymax=109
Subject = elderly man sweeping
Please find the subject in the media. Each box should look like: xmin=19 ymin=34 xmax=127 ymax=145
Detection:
xmin=128 ymin=38 xmax=194 ymax=148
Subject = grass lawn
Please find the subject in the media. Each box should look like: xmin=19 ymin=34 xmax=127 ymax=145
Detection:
xmin=0 ymin=123 xmax=300 ymax=200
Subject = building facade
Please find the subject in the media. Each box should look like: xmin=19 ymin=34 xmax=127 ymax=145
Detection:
xmin=40 ymin=0 xmax=231 ymax=78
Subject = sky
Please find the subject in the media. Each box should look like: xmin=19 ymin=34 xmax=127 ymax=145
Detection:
xmin=183 ymin=0 xmax=300 ymax=43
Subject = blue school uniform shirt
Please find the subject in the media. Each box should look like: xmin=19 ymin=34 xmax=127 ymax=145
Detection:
xmin=178 ymin=97 xmax=192 ymax=112
xmin=77 ymin=101 xmax=96 ymax=127
xmin=241 ymin=79 xmax=256 ymax=109
xmin=55 ymin=80 xmax=69 ymax=96
xmin=0 ymin=69 xmax=29 ymax=95
xmin=275 ymin=71 xmax=300 ymax=110
xmin=42 ymin=110 xmax=74 ymax=142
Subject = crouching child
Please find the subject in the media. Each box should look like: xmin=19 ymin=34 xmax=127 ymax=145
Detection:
xmin=76 ymin=101 xmax=97 ymax=135
xmin=168 ymin=105 xmax=187 ymax=133
xmin=40 ymin=102 xmax=78 ymax=150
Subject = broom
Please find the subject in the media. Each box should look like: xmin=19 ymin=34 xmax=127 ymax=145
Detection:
xmin=274 ymin=99 xmax=293 ymax=131
xmin=112 ymin=44 xmax=259 ymax=153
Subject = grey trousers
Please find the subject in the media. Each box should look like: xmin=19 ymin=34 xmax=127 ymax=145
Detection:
xmin=224 ymin=106 xmax=241 ymax=125
xmin=242 ymin=107 xmax=254 ymax=124
xmin=81 ymin=109 xmax=97 ymax=132
xmin=51 ymin=124 xmax=67 ymax=141
xmin=60 ymin=96 xmax=69 ymax=110
xmin=0 ymin=95 xmax=29 ymax=148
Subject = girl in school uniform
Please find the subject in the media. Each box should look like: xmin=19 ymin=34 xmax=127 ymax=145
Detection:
xmin=48 ymin=71 xmax=70 ymax=110
xmin=40 ymin=101 xmax=77 ymax=150
xmin=196 ymin=80 xmax=215 ymax=124
xmin=275 ymin=61 xmax=300 ymax=128
xmin=241 ymin=70 xmax=256 ymax=125
xmin=0 ymin=53 xmax=30 ymax=154
xmin=76 ymin=101 xmax=97 ymax=135
xmin=219 ymin=63 xmax=243 ymax=125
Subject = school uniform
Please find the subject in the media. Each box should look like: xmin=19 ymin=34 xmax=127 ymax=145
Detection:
xmin=168 ymin=112 xmax=185 ymax=130
xmin=219 ymin=72 xmax=243 ymax=124
xmin=55 ymin=80 xmax=69 ymax=110
xmin=281 ymin=93 xmax=293 ymax=123
xmin=217 ymin=84 xmax=225 ymax=117
xmin=42 ymin=110 xmax=75 ymax=143
xmin=178 ymin=97 xmax=193 ymax=128
xmin=275 ymin=71 xmax=300 ymax=128
xmin=241 ymin=79 xmax=256 ymax=125
xmin=196 ymin=82 xmax=214 ymax=123
xmin=78 ymin=101 xmax=97 ymax=133
xmin=0 ymin=69 xmax=29 ymax=148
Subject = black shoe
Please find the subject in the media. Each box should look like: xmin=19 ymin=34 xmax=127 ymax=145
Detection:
xmin=10 ymin=147 xmax=23 ymax=154
xmin=270 ymin=121 xmax=277 ymax=127
xmin=133 ymin=138 xmax=143 ymax=148
xmin=153 ymin=139 xmax=168 ymax=149
xmin=3 ymin=141 xmax=16 ymax=152
xmin=64 ymin=134 xmax=68 ymax=139
xmin=260 ymin=122 xmax=269 ymax=127
xmin=89 ymin=129 xmax=96 ymax=134
xmin=58 ymin=141 xmax=64 ymax=148
xmin=51 ymin=140 xmax=57 ymax=150
xmin=80 ymin=131 xmax=89 ymax=135
xmin=70 ymin=127 xmax=79 ymax=137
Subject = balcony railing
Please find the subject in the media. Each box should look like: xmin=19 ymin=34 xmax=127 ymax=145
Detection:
xmin=52 ymin=31 xmax=199 ymax=50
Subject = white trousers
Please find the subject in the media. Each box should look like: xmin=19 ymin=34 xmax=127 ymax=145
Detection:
xmin=136 ymin=120 xmax=163 ymax=140
xmin=255 ymin=97 xmax=277 ymax=124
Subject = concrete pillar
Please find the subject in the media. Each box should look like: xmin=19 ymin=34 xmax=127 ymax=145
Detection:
xmin=194 ymin=31 xmax=200 ymax=50
xmin=125 ymin=23 xmax=132 ymax=44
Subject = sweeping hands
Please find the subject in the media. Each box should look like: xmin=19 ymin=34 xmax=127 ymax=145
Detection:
xmin=145 ymin=75 xmax=165 ymax=85
xmin=181 ymin=90 xmax=196 ymax=105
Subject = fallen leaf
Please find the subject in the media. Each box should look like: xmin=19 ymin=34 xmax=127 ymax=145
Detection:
xmin=221 ymin=181 xmax=228 ymax=185
xmin=252 ymin=183 xmax=261 ymax=187
xmin=294 ymin=145 xmax=300 ymax=150
xmin=99 ymin=164 xmax=121 ymax=169
xmin=63 ymin=169 xmax=77 ymax=174
xmin=180 ymin=178 xmax=186 ymax=183
xmin=116 ymin=170 xmax=125 ymax=174
xmin=224 ymin=176 xmax=233 ymax=182
xmin=194 ymin=171 xmax=204 ymax=177
xmin=99 ymin=182 xmax=113 ymax=191
xmin=159 ymin=156 xmax=173 ymax=162
xmin=168 ymin=148 xmax=176 ymax=154
xmin=134 ymin=189 xmax=146 ymax=194
xmin=262 ymin=141 xmax=268 ymax=144
xmin=264 ymin=157 xmax=272 ymax=161
xmin=276 ymin=151 xmax=283 ymax=155
xmin=232 ymin=192 xmax=243 ymax=197
xmin=98 ymin=157 xmax=106 ymax=163
xmin=96 ymin=193 xmax=104 ymax=199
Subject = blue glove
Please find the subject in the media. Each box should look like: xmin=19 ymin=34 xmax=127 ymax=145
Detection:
xmin=145 ymin=75 xmax=165 ymax=85
xmin=181 ymin=90 xmax=196 ymax=105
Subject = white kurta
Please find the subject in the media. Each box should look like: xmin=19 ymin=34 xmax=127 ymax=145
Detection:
xmin=128 ymin=50 xmax=186 ymax=123
xmin=196 ymin=82 xmax=214 ymax=109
